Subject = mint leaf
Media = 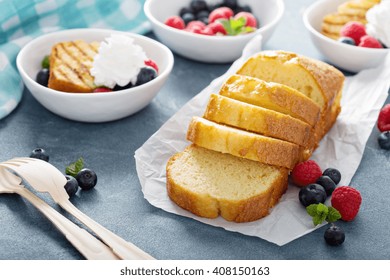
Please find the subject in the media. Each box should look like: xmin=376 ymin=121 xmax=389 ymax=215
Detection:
xmin=306 ymin=204 xmax=318 ymax=217
xmin=306 ymin=203 xmax=329 ymax=226
xmin=326 ymin=206 xmax=341 ymax=223
xmin=42 ymin=55 xmax=50 ymax=69
xmin=65 ymin=157 xmax=84 ymax=177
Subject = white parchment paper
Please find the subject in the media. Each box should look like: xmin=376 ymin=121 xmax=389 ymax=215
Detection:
xmin=134 ymin=35 xmax=390 ymax=246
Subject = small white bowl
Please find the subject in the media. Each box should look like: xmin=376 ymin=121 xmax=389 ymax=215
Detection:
xmin=16 ymin=28 xmax=174 ymax=123
xmin=303 ymin=0 xmax=388 ymax=73
xmin=144 ymin=0 xmax=284 ymax=63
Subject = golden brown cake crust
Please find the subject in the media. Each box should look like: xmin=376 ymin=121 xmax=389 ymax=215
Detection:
xmin=166 ymin=145 xmax=289 ymax=223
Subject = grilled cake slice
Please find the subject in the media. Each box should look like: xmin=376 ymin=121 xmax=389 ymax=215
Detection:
xmin=166 ymin=145 xmax=289 ymax=222
xmin=48 ymin=40 xmax=100 ymax=93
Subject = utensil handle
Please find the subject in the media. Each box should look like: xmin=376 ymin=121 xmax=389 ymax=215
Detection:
xmin=60 ymin=200 xmax=155 ymax=260
xmin=17 ymin=188 xmax=120 ymax=260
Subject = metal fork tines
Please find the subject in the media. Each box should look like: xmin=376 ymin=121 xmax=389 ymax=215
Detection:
xmin=0 ymin=158 xmax=155 ymax=260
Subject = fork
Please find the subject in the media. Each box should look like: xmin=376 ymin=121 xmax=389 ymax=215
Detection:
xmin=0 ymin=158 xmax=155 ymax=260
xmin=0 ymin=167 xmax=120 ymax=260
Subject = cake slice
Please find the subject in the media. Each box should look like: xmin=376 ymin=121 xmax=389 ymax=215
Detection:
xmin=166 ymin=145 xmax=289 ymax=222
xmin=48 ymin=40 xmax=100 ymax=93
xmin=203 ymin=94 xmax=312 ymax=146
xmin=186 ymin=116 xmax=300 ymax=169
xmin=219 ymin=74 xmax=321 ymax=127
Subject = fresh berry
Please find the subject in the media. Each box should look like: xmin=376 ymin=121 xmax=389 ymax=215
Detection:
xmin=179 ymin=7 xmax=192 ymax=17
xmin=30 ymin=148 xmax=49 ymax=162
xmin=331 ymin=186 xmax=362 ymax=221
xmin=223 ymin=0 xmax=238 ymax=10
xmin=200 ymin=26 xmax=214 ymax=35
xmin=234 ymin=5 xmax=252 ymax=14
xmin=182 ymin=12 xmax=195 ymax=25
xmin=338 ymin=37 xmax=356 ymax=46
xmin=93 ymin=87 xmax=112 ymax=93
xmin=299 ymin=184 xmax=327 ymax=207
xmin=76 ymin=168 xmax=97 ymax=190
xmin=197 ymin=16 xmax=209 ymax=25
xmin=36 ymin=68 xmax=50 ymax=87
xmin=340 ymin=21 xmax=366 ymax=45
xmin=165 ymin=16 xmax=185 ymax=30
xmin=378 ymin=131 xmax=390 ymax=150
xmin=135 ymin=67 xmax=157 ymax=86
xmin=196 ymin=10 xmax=209 ymax=20
xmin=113 ymin=83 xmax=132 ymax=91
xmin=291 ymin=160 xmax=322 ymax=187
xmin=234 ymin=11 xmax=257 ymax=28
xmin=316 ymin=175 xmax=336 ymax=196
xmin=324 ymin=224 xmax=345 ymax=246
xmin=358 ymin=35 xmax=383 ymax=48
xmin=208 ymin=21 xmax=227 ymax=35
xmin=323 ymin=168 xmax=341 ymax=185
xmin=144 ymin=59 xmax=159 ymax=73
xmin=208 ymin=7 xmax=234 ymax=23
xmin=64 ymin=175 xmax=79 ymax=197
xmin=377 ymin=104 xmax=390 ymax=132
xmin=186 ymin=20 xmax=206 ymax=30
xmin=190 ymin=0 xmax=208 ymax=14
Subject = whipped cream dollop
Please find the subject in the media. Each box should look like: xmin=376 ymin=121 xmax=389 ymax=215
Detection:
xmin=90 ymin=34 xmax=147 ymax=89
xmin=366 ymin=0 xmax=390 ymax=47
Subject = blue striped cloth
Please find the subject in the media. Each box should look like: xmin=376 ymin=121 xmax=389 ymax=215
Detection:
xmin=0 ymin=0 xmax=150 ymax=119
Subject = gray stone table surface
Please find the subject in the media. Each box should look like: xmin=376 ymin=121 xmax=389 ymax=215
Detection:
xmin=1 ymin=0 xmax=389 ymax=260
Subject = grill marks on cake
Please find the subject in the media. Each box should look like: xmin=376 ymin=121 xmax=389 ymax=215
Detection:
xmin=52 ymin=41 xmax=98 ymax=91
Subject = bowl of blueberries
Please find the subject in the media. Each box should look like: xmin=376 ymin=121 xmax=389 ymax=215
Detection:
xmin=16 ymin=28 xmax=174 ymax=123
xmin=303 ymin=0 xmax=389 ymax=73
xmin=144 ymin=0 xmax=284 ymax=63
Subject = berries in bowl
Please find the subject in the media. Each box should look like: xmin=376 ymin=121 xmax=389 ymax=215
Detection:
xmin=144 ymin=0 xmax=284 ymax=63
xmin=303 ymin=0 xmax=389 ymax=73
xmin=16 ymin=29 xmax=174 ymax=122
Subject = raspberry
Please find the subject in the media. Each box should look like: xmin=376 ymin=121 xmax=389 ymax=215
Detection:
xmin=200 ymin=26 xmax=215 ymax=36
xmin=234 ymin=12 xmax=258 ymax=28
xmin=208 ymin=7 xmax=234 ymax=23
xmin=331 ymin=186 xmax=362 ymax=221
xmin=291 ymin=160 xmax=322 ymax=187
xmin=377 ymin=104 xmax=390 ymax=132
xmin=207 ymin=21 xmax=227 ymax=35
xmin=340 ymin=22 xmax=366 ymax=45
xmin=358 ymin=35 xmax=383 ymax=48
xmin=144 ymin=59 xmax=159 ymax=73
xmin=93 ymin=87 xmax=112 ymax=93
xmin=165 ymin=16 xmax=185 ymax=30
xmin=186 ymin=20 xmax=206 ymax=30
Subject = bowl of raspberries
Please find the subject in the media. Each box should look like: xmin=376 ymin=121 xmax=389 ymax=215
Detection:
xmin=144 ymin=0 xmax=284 ymax=63
xmin=303 ymin=0 xmax=389 ymax=73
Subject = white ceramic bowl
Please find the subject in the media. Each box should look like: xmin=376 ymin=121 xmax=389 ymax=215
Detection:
xmin=144 ymin=0 xmax=284 ymax=63
xmin=303 ymin=0 xmax=388 ymax=73
xmin=16 ymin=28 xmax=174 ymax=123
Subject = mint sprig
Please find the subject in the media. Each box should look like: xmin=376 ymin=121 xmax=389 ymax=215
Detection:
xmin=41 ymin=55 xmax=50 ymax=69
xmin=65 ymin=157 xmax=84 ymax=177
xmin=306 ymin=203 xmax=341 ymax=226
xmin=220 ymin=17 xmax=255 ymax=36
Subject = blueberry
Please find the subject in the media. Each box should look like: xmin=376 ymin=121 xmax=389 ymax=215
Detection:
xmin=378 ymin=131 xmax=390 ymax=150
xmin=234 ymin=4 xmax=252 ymax=14
xmin=190 ymin=0 xmax=208 ymax=13
xmin=209 ymin=3 xmax=223 ymax=11
xmin=36 ymin=68 xmax=50 ymax=87
xmin=338 ymin=37 xmax=356 ymax=46
xmin=197 ymin=16 xmax=209 ymax=25
xmin=182 ymin=12 xmax=195 ymax=25
xmin=179 ymin=7 xmax=193 ymax=17
xmin=316 ymin=175 xmax=336 ymax=196
xmin=64 ymin=175 xmax=79 ymax=197
xmin=324 ymin=224 xmax=345 ymax=246
xmin=196 ymin=10 xmax=209 ymax=19
xmin=299 ymin=183 xmax=327 ymax=207
xmin=29 ymin=148 xmax=49 ymax=162
xmin=322 ymin=168 xmax=341 ymax=185
xmin=135 ymin=67 xmax=157 ymax=87
xmin=223 ymin=0 xmax=238 ymax=10
xmin=113 ymin=82 xmax=133 ymax=91
xmin=76 ymin=168 xmax=97 ymax=190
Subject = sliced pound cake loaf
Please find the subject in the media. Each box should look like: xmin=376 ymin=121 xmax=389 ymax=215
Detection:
xmin=186 ymin=116 xmax=300 ymax=169
xmin=166 ymin=145 xmax=289 ymax=223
